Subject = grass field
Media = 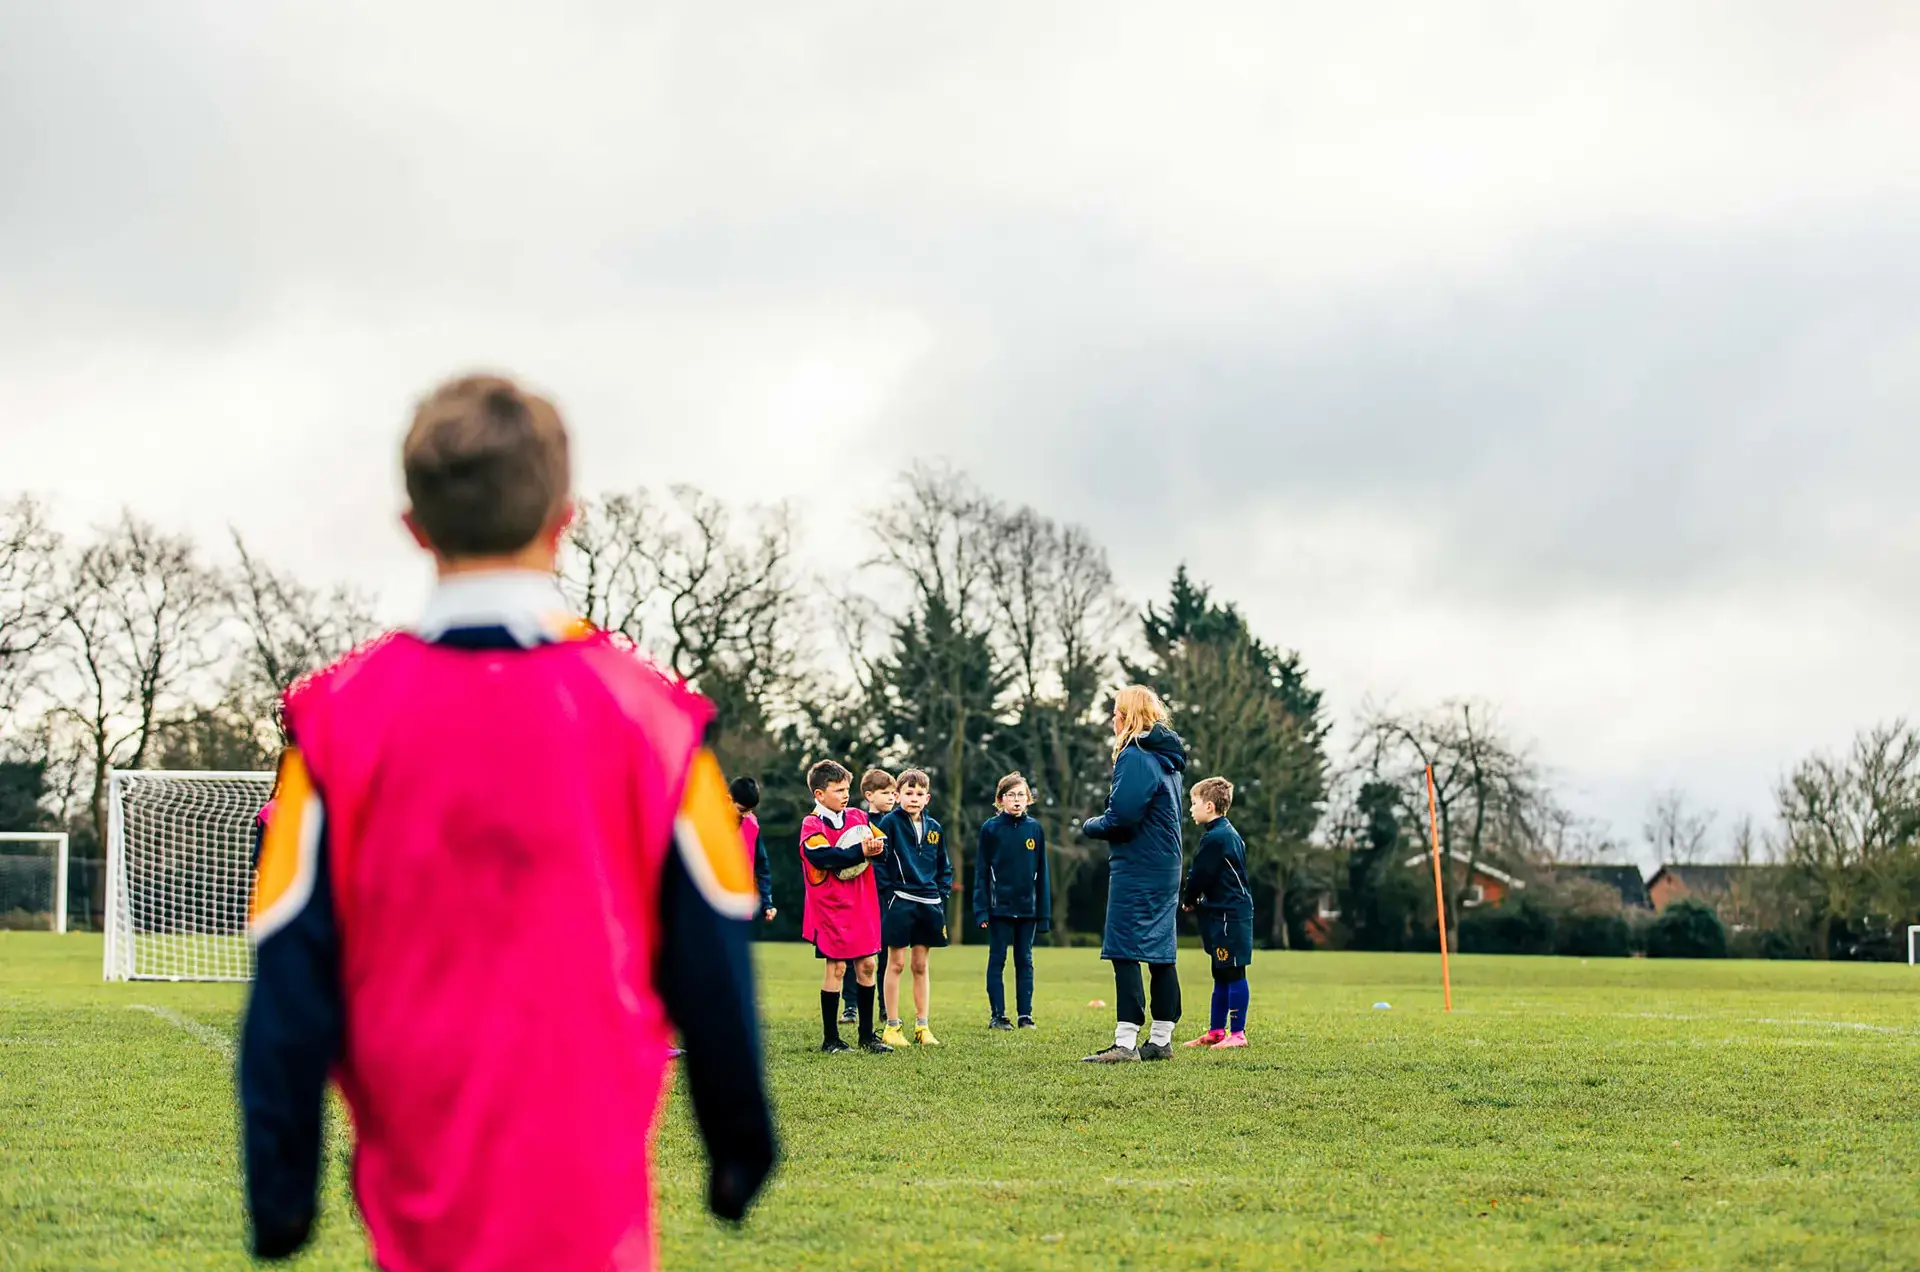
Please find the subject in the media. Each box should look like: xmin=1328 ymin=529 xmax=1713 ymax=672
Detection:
xmin=3 ymin=934 xmax=1918 ymax=1271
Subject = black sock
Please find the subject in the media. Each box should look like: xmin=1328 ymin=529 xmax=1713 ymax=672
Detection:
xmin=857 ymin=982 xmax=876 ymax=1042
xmin=820 ymin=990 xmax=841 ymax=1044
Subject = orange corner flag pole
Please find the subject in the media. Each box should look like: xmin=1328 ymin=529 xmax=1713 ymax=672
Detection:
xmin=1425 ymin=765 xmax=1453 ymax=1013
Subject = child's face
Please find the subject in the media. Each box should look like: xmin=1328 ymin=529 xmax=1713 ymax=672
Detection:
xmin=816 ymin=780 xmax=850 ymax=813
xmin=1189 ymin=794 xmax=1219 ymax=825
xmin=998 ymin=784 xmax=1031 ymax=817
xmin=867 ymin=787 xmax=898 ymax=815
xmin=899 ymin=784 xmax=930 ymax=816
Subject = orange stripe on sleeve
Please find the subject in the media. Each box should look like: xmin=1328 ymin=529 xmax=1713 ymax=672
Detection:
xmin=250 ymin=748 xmax=322 ymax=939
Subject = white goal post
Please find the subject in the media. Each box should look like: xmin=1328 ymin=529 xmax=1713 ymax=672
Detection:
xmin=104 ymin=770 xmax=275 ymax=982
xmin=1910 ymin=925 xmax=1918 ymax=967
xmin=0 ymin=832 xmax=71 ymax=933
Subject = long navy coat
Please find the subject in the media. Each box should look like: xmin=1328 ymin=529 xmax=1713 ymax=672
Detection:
xmin=1081 ymin=723 xmax=1189 ymax=963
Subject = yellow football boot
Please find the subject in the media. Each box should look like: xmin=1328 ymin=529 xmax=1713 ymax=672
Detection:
xmin=913 ymin=1024 xmax=941 ymax=1047
xmin=879 ymin=1023 xmax=910 ymax=1048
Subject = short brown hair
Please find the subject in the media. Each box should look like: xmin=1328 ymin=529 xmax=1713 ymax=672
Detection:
xmin=995 ymin=772 xmax=1029 ymax=803
xmin=897 ymin=769 xmax=930 ymax=792
xmin=807 ymin=759 xmax=852 ymax=794
xmin=860 ymin=769 xmax=896 ymax=797
xmin=1193 ymin=776 xmax=1234 ymax=814
xmin=403 ymin=374 xmax=571 ymax=557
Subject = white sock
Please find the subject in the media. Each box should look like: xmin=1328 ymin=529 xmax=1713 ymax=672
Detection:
xmin=1148 ymin=1019 xmax=1176 ymax=1047
xmin=1114 ymin=1021 xmax=1141 ymax=1050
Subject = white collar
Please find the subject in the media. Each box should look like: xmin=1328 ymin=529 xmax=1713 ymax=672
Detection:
xmin=813 ymin=802 xmax=847 ymax=827
xmin=417 ymin=571 xmax=574 ymax=647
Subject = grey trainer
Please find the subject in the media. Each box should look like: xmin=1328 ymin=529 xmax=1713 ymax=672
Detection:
xmin=1138 ymin=1041 xmax=1174 ymax=1061
xmin=1081 ymin=1044 xmax=1141 ymax=1063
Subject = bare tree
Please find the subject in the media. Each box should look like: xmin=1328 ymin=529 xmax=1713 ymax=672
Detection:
xmin=1363 ymin=699 xmax=1543 ymax=943
xmin=647 ymin=488 xmax=802 ymax=700
xmin=868 ymin=464 xmax=995 ymax=628
xmin=1775 ymin=721 xmax=1920 ymax=957
xmin=561 ymin=493 xmax=659 ymax=646
xmin=1643 ymin=788 xmax=1715 ymax=867
xmin=52 ymin=514 xmax=223 ymax=849
xmin=1537 ymin=798 xmax=1618 ymax=865
xmin=228 ymin=532 xmax=381 ymax=729
xmin=562 ymin=487 xmax=803 ymax=706
xmin=867 ymin=464 xmax=999 ymax=937
xmin=0 ymin=495 xmax=60 ymax=719
xmin=983 ymin=506 xmax=1125 ymax=939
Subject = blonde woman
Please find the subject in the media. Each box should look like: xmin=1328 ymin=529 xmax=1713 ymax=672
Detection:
xmin=1079 ymin=685 xmax=1189 ymax=1063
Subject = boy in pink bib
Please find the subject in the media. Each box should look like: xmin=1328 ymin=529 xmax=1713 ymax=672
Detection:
xmin=239 ymin=374 xmax=774 ymax=1272
xmin=798 ymin=760 xmax=890 ymax=1054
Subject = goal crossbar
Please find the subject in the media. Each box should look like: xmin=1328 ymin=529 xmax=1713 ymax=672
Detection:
xmin=0 ymin=832 xmax=70 ymax=934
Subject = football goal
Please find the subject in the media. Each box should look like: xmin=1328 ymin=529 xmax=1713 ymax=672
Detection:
xmin=104 ymin=770 xmax=274 ymax=982
xmin=1910 ymin=924 xmax=1918 ymax=967
xmin=0 ymin=832 xmax=70 ymax=933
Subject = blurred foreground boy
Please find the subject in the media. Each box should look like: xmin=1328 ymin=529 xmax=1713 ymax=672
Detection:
xmin=240 ymin=374 xmax=775 ymax=1271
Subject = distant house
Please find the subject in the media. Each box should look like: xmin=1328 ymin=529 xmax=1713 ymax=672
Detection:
xmin=1402 ymin=850 xmax=1525 ymax=908
xmin=1645 ymin=864 xmax=1778 ymax=926
xmin=1561 ymin=864 xmax=1652 ymax=912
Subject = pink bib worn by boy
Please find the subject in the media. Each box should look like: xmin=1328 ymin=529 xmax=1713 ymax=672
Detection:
xmin=798 ymin=807 xmax=882 ymax=959
xmin=284 ymin=631 xmax=710 ymax=1272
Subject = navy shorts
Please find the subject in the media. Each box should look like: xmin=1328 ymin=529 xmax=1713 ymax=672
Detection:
xmin=1199 ymin=908 xmax=1254 ymax=968
xmin=882 ymin=896 xmax=949 ymax=950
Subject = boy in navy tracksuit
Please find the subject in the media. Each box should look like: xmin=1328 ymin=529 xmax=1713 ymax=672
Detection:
xmin=842 ymin=770 xmax=898 ymax=1024
xmin=974 ymin=772 xmax=1050 ymax=1029
xmin=873 ymin=769 xmax=951 ymax=1046
xmin=1181 ymin=776 xmax=1254 ymax=1049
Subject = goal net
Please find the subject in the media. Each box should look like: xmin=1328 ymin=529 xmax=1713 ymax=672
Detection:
xmin=0 ymin=833 xmax=70 ymax=933
xmin=104 ymin=770 xmax=274 ymax=982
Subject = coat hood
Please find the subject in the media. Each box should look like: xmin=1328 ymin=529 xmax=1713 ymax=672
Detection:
xmin=1131 ymin=723 xmax=1189 ymax=773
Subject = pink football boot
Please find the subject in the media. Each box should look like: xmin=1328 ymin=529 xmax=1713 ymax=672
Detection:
xmin=1183 ymin=1029 xmax=1227 ymax=1048
xmin=1210 ymin=1031 xmax=1247 ymax=1050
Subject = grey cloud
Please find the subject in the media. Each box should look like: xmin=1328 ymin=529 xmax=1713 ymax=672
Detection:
xmin=897 ymin=211 xmax=1920 ymax=610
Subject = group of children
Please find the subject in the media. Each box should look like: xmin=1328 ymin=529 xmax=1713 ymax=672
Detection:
xmin=732 ymin=758 xmax=1256 ymax=1055
xmin=233 ymin=369 xmax=1259 ymax=1272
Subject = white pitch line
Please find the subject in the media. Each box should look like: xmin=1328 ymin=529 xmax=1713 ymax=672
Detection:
xmin=1456 ymin=1007 xmax=1915 ymax=1037
xmin=129 ymin=1004 xmax=235 ymax=1060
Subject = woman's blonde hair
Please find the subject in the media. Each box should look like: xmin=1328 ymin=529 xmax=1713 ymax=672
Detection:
xmin=1112 ymin=684 xmax=1171 ymax=758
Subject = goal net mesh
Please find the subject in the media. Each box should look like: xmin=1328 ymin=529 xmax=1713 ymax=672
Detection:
xmin=0 ymin=836 xmax=65 ymax=932
xmin=106 ymin=771 xmax=274 ymax=981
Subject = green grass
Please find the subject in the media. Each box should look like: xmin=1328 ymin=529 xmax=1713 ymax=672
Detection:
xmin=3 ymin=934 xmax=1918 ymax=1270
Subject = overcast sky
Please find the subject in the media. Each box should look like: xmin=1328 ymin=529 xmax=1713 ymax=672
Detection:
xmin=4 ymin=2 xmax=1918 ymax=864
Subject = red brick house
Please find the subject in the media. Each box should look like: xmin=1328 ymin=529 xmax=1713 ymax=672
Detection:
xmin=1402 ymin=850 xmax=1525 ymax=908
xmin=1645 ymin=864 xmax=1778 ymax=926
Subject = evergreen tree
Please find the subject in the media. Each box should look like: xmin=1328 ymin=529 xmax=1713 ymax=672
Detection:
xmin=1127 ymin=568 xmax=1330 ymax=947
xmin=1338 ymin=780 xmax=1427 ymax=950
xmin=870 ymin=595 xmax=1007 ymax=936
xmin=0 ymin=760 xmax=50 ymax=833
